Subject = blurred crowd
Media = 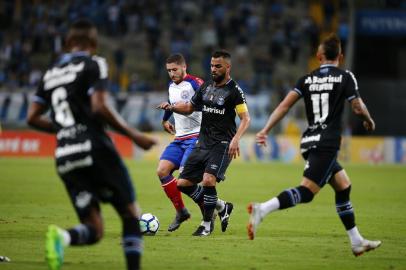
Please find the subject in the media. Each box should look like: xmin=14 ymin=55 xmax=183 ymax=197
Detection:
xmin=0 ymin=0 xmax=351 ymax=94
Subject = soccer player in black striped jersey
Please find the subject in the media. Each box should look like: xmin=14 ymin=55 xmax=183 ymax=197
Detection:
xmin=158 ymin=50 xmax=251 ymax=236
xmin=248 ymin=34 xmax=381 ymax=256
xmin=27 ymin=19 xmax=156 ymax=270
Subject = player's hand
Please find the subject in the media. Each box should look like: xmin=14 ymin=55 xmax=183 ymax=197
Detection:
xmin=228 ymin=138 xmax=240 ymax=159
xmin=363 ymin=119 xmax=375 ymax=132
xmin=162 ymin=121 xmax=175 ymax=134
xmin=130 ymin=130 xmax=158 ymax=150
xmin=256 ymin=130 xmax=268 ymax=146
xmin=136 ymin=135 xmax=157 ymax=150
xmin=156 ymin=102 xmax=172 ymax=111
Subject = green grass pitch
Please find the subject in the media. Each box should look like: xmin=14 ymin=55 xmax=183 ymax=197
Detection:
xmin=1 ymin=158 xmax=405 ymax=270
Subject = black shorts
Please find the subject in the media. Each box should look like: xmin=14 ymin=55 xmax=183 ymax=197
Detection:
xmin=302 ymin=148 xmax=343 ymax=187
xmin=179 ymin=141 xmax=231 ymax=183
xmin=57 ymin=141 xmax=135 ymax=220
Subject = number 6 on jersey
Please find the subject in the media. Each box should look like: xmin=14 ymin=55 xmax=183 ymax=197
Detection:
xmin=52 ymin=87 xmax=75 ymax=127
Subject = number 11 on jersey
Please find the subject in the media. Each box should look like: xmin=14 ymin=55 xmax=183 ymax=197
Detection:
xmin=311 ymin=93 xmax=329 ymax=124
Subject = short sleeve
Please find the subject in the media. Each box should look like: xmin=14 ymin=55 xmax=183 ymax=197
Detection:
xmin=88 ymin=56 xmax=109 ymax=94
xmin=190 ymin=83 xmax=205 ymax=111
xmin=345 ymin=70 xmax=360 ymax=101
xmin=33 ymin=80 xmax=48 ymax=105
xmin=292 ymin=76 xmax=306 ymax=96
xmin=234 ymin=84 xmax=248 ymax=114
xmin=184 ymin=75 xmax=204 ymax=91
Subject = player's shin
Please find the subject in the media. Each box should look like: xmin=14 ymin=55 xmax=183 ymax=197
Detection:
xmin=160 ymin=175 xmax=185 ymax=211
xmin=122 ymin=216 xmax=143 ymax=270
xmin=335 ymin=186 xmax=363 ymax=244
xmin=202 ymin=186 xmax=217 ymax=230
xmin=67 ymin=224 xmax=98 ymax=245
xmin=275 ymin=186 xmax=314 ymax=210
xmin=178 ymin=184 xmax=205 ymax=216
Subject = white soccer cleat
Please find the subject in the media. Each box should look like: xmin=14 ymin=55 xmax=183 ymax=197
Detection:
xmin=352 ymin=239 xmax=382 ymax=257
xmin=247 ymin=203 xmax=262 ymax=240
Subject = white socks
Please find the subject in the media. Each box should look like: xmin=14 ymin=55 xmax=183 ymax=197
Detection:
xmin=347 ymin=226 xmax=364 ymax=245
xmin=259 ymin=197 xmax=280 ymax=218
xmin=201 ymin=221 xmax=211 ymax=231
xmin=216 ymin=199 xmax=226 ymax=212
xmin=59 ymin=228 xmax=71 ymax=246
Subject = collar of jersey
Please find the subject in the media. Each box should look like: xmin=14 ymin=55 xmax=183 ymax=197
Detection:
xmin=59 ymin=51 xmax=90 ymax=65
xmin=213 ymin=78 xmax=232 ymax=87
xmin=63 ymin=51 xmax=90 ymax=58
xmin=320 ymin=64 xmax=337 ymax=68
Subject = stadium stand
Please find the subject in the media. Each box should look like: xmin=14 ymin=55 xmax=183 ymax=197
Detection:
xmin=3 ymin=0 xmax=404 ymax=137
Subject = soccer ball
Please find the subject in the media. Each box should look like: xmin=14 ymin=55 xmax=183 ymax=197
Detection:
xmin=139 ymin=213 xmax=159 ymax=235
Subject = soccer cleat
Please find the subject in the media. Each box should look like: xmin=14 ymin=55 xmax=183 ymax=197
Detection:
xmin=352 ymin=239 xmax=382 ymax=257
xmin=218 ymin=202 xmax=233 ymax=232
xmin=46 ymin=225 xmax=65 ymax=270
xmin=168 ymin=208 xmax=191 ymax=232
xmin=247 ymin=202 xmax=262 ymax=240
xmin=192 ymin=225 xmax=211 ymax=237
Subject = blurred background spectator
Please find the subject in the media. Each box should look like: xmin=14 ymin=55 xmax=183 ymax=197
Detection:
xmin=0 ymin=0 xmax=349 ymax=94
xmin=1 ymin=0 xmax=405 ymax=137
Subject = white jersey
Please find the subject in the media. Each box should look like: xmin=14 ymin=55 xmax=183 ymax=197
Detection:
xmin=168 ymin=74 xmax=203 ymax=139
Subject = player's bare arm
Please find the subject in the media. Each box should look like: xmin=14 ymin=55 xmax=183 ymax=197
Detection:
xmin=256 ymin=91 xmax=300 ymax=146
xmin=350 ymin=97 xmax=375 ymax=131
xmin=27 ymin=102 xmax=57 ymax=133
xmin=229 ymin=110 xmax=250 ymax=159
xmin=91 ymin=90 xmax=157 ymax=150
xmin=157 ymin=101 xmax=194 ymax=115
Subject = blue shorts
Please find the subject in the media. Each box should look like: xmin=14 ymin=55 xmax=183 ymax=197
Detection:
xmin=160 ymin=137 xmax=198 ymax=170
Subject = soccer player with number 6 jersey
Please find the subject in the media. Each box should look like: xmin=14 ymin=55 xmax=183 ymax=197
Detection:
xmin=27 ymin=19 xmax=156 ymax=270
xmin=248 ymin=34 xmax=381 ymax=257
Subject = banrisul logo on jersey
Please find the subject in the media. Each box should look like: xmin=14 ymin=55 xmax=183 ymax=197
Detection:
xmin=202 ymin=105 xmax=225 ymax=115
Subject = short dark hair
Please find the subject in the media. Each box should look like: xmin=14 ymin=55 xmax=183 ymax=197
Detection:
xmin=212 ymin=50 xmax=231 ymax=60
xmin=166 ymin=53 xmax=186 ymax=65
xmin=321 ymin=33 xmax=341 ymax=60
xmin=66 ymin=19 xmax=98 ymax=50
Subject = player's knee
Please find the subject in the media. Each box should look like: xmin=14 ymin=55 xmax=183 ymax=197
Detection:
xmin=156 ymin=166 xmax=170 ymax=179
xmin=297 ymin=186 xmax=314 ymax=203
xmin=202 ymin=174 xmax=217 ymax=186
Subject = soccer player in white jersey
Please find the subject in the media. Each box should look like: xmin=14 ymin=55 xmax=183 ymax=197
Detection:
xmin=157 ymin=53 xmax=204 ymax=231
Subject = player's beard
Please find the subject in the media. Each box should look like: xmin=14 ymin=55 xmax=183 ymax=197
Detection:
xmin=172 ymin=70 xmax=185 ymax=84
xmin=212 ymin=72 xmax=225 ymax=83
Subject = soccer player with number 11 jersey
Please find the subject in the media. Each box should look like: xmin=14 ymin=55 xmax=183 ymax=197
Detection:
xmin=248 ymin=34 xmax=381 ymax=257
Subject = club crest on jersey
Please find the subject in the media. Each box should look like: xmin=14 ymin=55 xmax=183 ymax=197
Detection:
xmin=181 ymin=90 xmax=190 ymax=100
xmin=217 ymin=96 xmax=225 ymax=105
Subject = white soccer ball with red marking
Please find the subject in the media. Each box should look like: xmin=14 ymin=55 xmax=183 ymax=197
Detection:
xmin=139 ymin=213 xmax=159 ymax=235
